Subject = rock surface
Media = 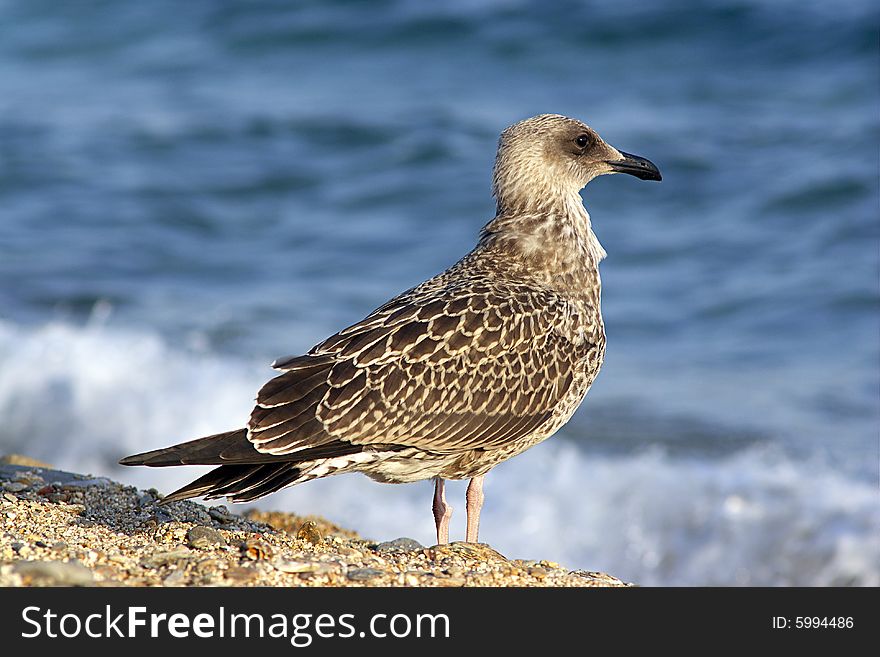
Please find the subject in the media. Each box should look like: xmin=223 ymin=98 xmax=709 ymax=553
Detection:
xmin=0 ymin=457 xmax=628 ymax=587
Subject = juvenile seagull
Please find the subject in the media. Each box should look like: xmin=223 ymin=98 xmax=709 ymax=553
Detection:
xmin=120 ymin=114 xmax=661 ymax=545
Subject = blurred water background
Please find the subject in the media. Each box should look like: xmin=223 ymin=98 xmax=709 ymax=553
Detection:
xmin=0 ymin=0 xmax=877 ymax=585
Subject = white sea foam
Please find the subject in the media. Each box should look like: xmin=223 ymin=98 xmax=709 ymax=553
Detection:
xmin=0 ymin=319 xmax=876 ymax=586
xmin=0 ymin=317 xmax=263 ymax=474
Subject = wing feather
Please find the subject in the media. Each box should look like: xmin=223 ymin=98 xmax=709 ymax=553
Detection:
xmin=246 ymin=287 xmax=596 ymax=456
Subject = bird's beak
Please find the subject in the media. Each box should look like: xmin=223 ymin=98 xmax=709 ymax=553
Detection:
xmin=606 ymin=151 xmax=662 ymax=181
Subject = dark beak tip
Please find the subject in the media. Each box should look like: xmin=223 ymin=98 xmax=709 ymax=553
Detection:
xmin=630 ymin=168 xmax=662 ymax=182
xmin=608 ymin=151 xmax=662 ymax=182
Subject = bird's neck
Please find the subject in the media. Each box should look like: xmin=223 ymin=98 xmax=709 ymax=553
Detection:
xmin=478 ymin=190 xmax=606 ymax=293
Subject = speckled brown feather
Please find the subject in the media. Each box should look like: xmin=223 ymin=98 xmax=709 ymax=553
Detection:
xmin=120 ymin=114 xmax=661 ymax=505
xmin=248 ymin=248 xmax=603 ymax=468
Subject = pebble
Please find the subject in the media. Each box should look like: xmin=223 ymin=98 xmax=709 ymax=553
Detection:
xmin=186 ymin=526 xmax=227 ymax=550
xmin=571 ymin=571 xmax=627 ymax=586
xmin=374 ymin=537 xmax=424 ymax=554
xmin=141 ymin=549 xmax=192 ymax=568
xmin=273 ymin=558 xmax=339 ymax=575
xmin=272 ymin=559 xmax=317 ymax=573
xmin=241 ymin=539 xmax=273 ymax=560
xmin=347 ymin=568 xmax=385 ymax=581
xmin=224 ymin=566 xmax=255 ymax=583
xmin=163 ymin=569 xmax=187 ymax=586
xmin=296 ymin=521 xmax=323 ymax=544
xmin=208 ymin=505 xmax=234 ymax=523
xmin=3 ymin=482 xmax=28 ymax=493
xmin=427 ymin=542 xmax=508 ymax=562
xmin=150 ymin=510 xmax=174 ymax=524
xmin=435 ymin=576 xmax=467 ymax=587
xmin=60 ymin=477 xmax=111 ymax=489
xmin=13 ymin=560 xmax=94 ymax=586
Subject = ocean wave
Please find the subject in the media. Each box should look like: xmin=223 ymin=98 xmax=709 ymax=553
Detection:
xmin=0 ymin=319 xmax=876 ymax=586
xmin=0 ymin=316 xmax=264 ymax=473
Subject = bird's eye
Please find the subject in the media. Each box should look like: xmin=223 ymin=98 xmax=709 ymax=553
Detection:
xmin=575 ymin=134 xmax=590 ymax=148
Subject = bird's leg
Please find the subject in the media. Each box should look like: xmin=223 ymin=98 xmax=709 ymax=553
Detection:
xmin=432 ymin=477 xmax=452 ymax=545
xmin=465 ymin=475 xmax=485 ymax=543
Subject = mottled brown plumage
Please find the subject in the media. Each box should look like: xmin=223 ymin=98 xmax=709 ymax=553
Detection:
xmin=120 ymin=114 xmax=661 ymax=544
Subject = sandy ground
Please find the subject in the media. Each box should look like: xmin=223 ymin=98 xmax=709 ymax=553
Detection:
xmin=0 ymin=455 xmax=626 ymax=587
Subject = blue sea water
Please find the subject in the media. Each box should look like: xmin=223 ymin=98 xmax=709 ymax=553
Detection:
xmin=0 ymin=1 xmax=877 ymax=585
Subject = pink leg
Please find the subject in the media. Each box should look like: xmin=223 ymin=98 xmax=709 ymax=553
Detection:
xmin=465 ymin=475 xmax=485 ymax=543
xmin=432 ymin=477 xmax=453 ymax=545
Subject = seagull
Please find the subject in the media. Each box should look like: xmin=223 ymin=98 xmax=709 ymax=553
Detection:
xmin=120 ymin=114 xmax=661 ymax=545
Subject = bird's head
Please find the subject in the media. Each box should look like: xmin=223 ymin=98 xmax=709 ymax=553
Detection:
xmin=492 ymin=114 xmax=661 ymax=213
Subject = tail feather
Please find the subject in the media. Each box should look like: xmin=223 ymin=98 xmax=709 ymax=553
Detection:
xmin=160 ymin=453 xmax=365 ymax=504
xmin=231 ymin=466 xmax=314 ymax=502
xmin=160 ymin=464 xmax=256 ymax=503
xmin=161 ymin=463 xmax=304 ymax=504
xmin=121 ymin=429 xmax=394 ymax=504
xmin=202 ymin=462 xmax=292 ymax=500
xmin=118 ymin=428 xmax=361 ymax=467
xmin=118 ymin=429 xmax=280 ymax=467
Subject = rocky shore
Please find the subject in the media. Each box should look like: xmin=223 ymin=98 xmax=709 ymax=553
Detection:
xmin=0 ymin=455 xmax=627 ymax=587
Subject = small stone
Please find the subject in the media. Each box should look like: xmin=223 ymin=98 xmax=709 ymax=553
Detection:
xmin=571 ymin=571 xmax=628 ymax=586
xmin=272 ymin=558 xmax=339 ymax=575
xmin=296 ymin=521 xmax=323 ymax=544
xmin=374 ymin=537 xmax=424 ymax=554
xmin=186 ymin=526 xmax=226 ymax=550
xmin=61 ymin=477 xmax=111 ymax=489
xmin=273 ymin=559 xmax=317 ymax=574
xmin=527 ymin=567 xmax=548 ymax=579
xmin=92 ymin=565 xmax=119 ymax=582
xmin=137 ymin=493 xmax=154 ymax=506
xmin=346 ymin=568 xmax=384 ymax=582
xmin=141 ymin=549 xmax=191 ymax=568
xmin=427 ymin=542 xmax=507 ymax=562
xmin=241 ymin=539 xmax=273 ymax=561
xmin=224 ymin=566 xmax=255 ymax=582
xmin=14 ymin=560 xmax=94 ymax=586
xmin=3 ymin=493 xmax=18 ymax=503
xmin=436 ymin=576 xmax=467 ymax=587
xmin=16 ymin=472 xmax=45 ymax=486
xmin=3 ymin=482 xmax=28 ymax=493
xmin=335 ymin=546 xmax=363 ymax=558
xmin=163 ymin=569 xmax=187 ymax=586
xmin=314 ymin=562 xmax=341 ymax=575
xmin=208 ymin=505 xmax=233 ymax=523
